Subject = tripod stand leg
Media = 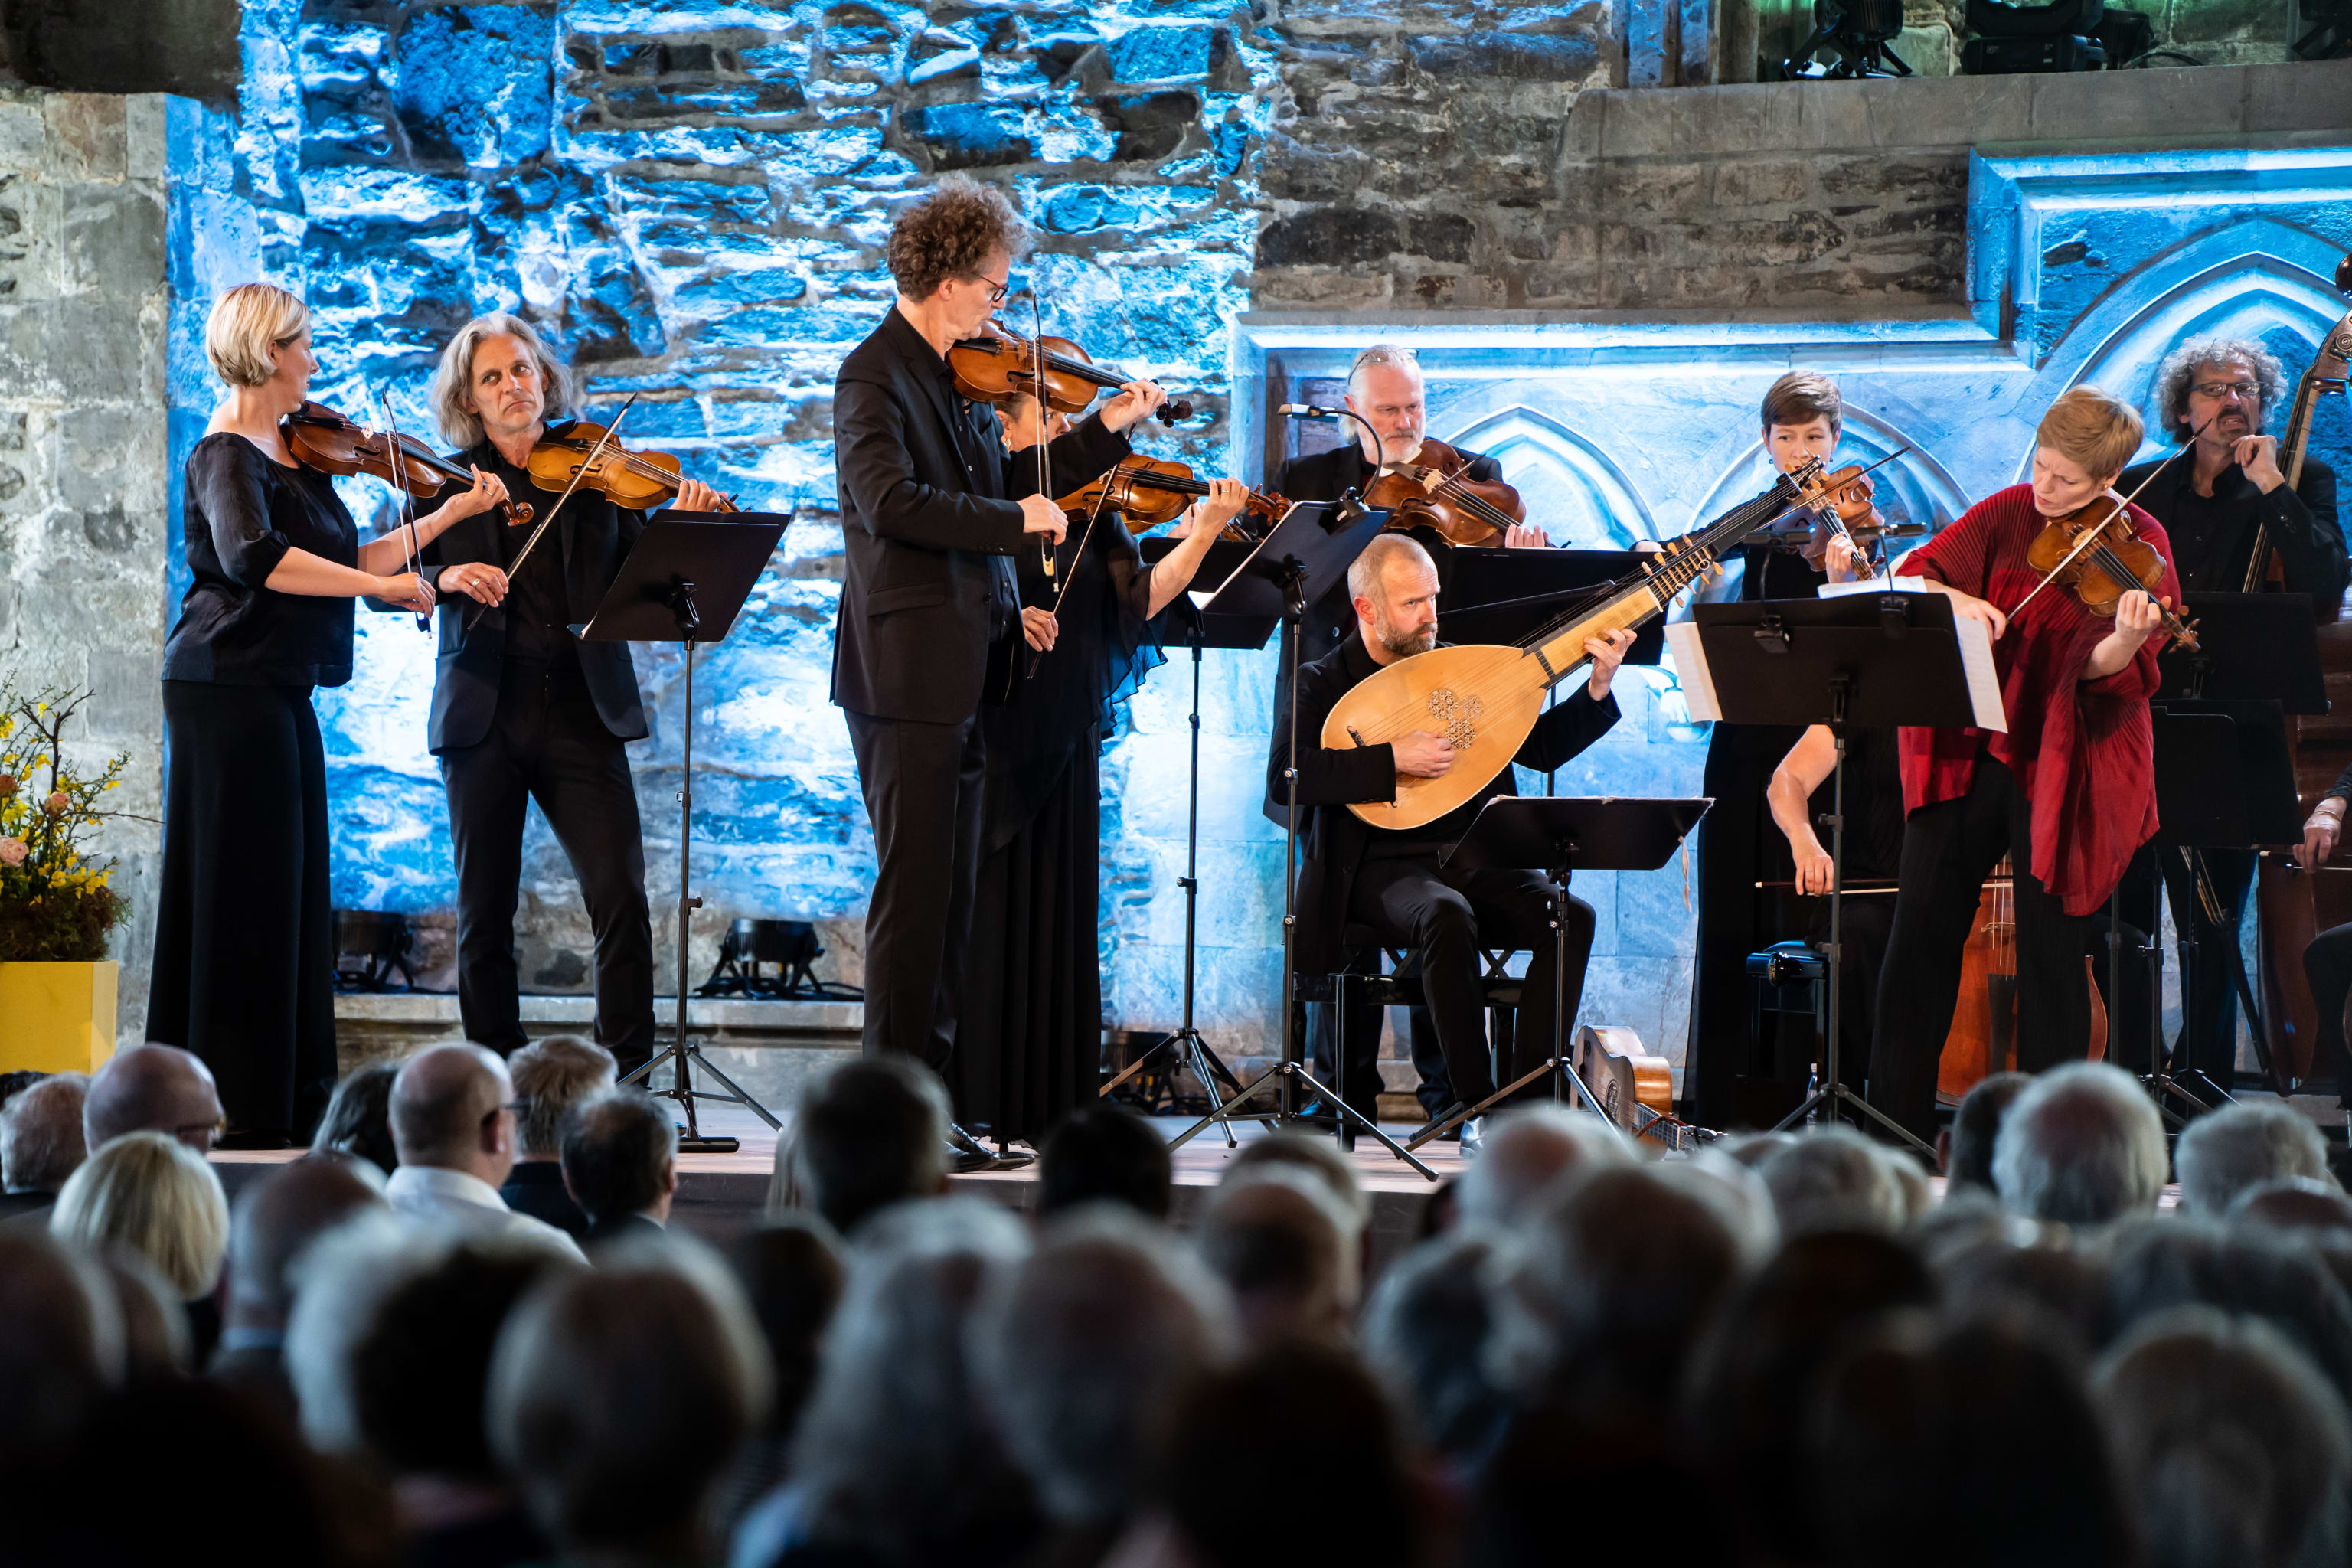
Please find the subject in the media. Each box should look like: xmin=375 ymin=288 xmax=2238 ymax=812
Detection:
xmin=681 ymin=1045 xmax=783 ymax=1130
xmin=1168 ymin=1067 xmax=1285 ymax=1150
xmin=1182 ymin=1030 xmax=1239 ymax=1149
xmin=1286 ymin=1062 xmax=1439 ymax=1181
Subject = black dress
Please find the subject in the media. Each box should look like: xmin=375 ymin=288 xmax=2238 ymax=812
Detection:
xmin=951 ymin=514 xmax=1161 ymax=1144
xmin=149 ymin=433 xmax=357 ymax=1142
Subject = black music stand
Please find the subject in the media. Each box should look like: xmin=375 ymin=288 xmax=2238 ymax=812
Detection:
xmin=1101 ymin=537 xmax=1277 ymax=1143
xmin=1439 ymin=547 xmax=1668 ymax=671
xmin=2148 ymin=700 xmax=2305 ymax=1112
xmin=2158 ymin=592 xmax=2326 ymax=712
xmin=1393 ymin=796 xmax=1710 ymax=1148
xmin=582 ymin=509 xmax=791 ymax=1153
xmin=1166 ymin=499 xmax=1434 ymax=1173
xmin=1686 ymin=593 xmax=1999 ymax=1155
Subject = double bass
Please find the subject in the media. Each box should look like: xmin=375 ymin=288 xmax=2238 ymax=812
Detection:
xmin=2253 ymin=252 xmax=2352 ymax=1087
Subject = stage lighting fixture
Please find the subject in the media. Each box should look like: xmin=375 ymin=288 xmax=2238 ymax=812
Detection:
xmin=1783 ymin=0 xmax=1913 ymax=78
xmin=1959 ymin=0 xmax=2153 ymax=70
xmin=697 ymin=916 xmax=864 ymax=1001
xmin=2297 ymin=0 xmax=2352 ymax=58
xmin=332 ymin=909 xmax=418 ymax=993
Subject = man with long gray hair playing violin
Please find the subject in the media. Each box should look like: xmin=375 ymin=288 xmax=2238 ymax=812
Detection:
xmin=416 ymin=311 xmax=727 ymax=1079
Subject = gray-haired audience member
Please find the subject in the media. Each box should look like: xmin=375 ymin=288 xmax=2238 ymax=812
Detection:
xmin=211 ymin=1154 xmax=387 ymax=1420
xmin=782 ymin=1056 xmax=952 ymax=1236
xmin=2094 ymin=1308 xmax=2352 ymax=1568
xmin=1197 ymin=1168 xmax=1358 ymax=1349
xmin=83 ymin=1044 xmax=222 ymax=1154
xmin=2233 ymin=1177 xmax=2352 ymax=1236
xmin=1361 ymin=1230 xmax=1508 ymax=1464
xmin=501 ymin=1035 xmax=616 ymax=1236
xmin=2174 ymin=1100 xmax=2334 ymax=1215
xmin=1223 ymin=1130 xmax=1371 ymax=1234
xmin=974 ymin=1209 xmax=1236 ymax=1551
xmin=2102 ymin=1220 xmax=2352 ymax=1407
xmin=316 ymin=1060 xmax=400 ymax=1177
xmin=766 ymin=1199 xmax=1037 ymax=1568
xmin=1941 ymin=1071 xmax=2030 ymax=1194
xmin=492 ymin=1260 xmax=771 ymax=1568
xmin=1 ymin=1072 xmax=88 ymax=1223
xmin=1759 ymin=1126 xmax=1906 ymax=1239
xmin=1037 ymin=1105 xmax=1173 ymax=1220
xmin=385 ymin=1044 xmax=585 ymax=1262
xmin=1993 ymin=1062 xmax=2168 ymax=1225
xmin=561 ymin=1091 xmax=678 ymax=1247
xmin=1454 ymin=1105 xmax=1630 ymax=1230
xmin=709 ymin=1214 xmax=847 ymax=1538
xmin=289 ymin=1225 xmax=576 ymax=1564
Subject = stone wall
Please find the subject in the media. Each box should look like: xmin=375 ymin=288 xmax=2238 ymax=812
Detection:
xmin=0 ymin=89 xmax=170 ymax=1047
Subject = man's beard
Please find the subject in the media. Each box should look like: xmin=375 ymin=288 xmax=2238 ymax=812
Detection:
xmin=1375 ymin=616 xmax=1436 ymax=658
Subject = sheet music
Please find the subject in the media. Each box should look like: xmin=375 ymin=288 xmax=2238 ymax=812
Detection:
xmin=1955 ymin=613 xmax=2007 ymax=733
xmin=1664 ymin=622 xmax=1720 ymax=723
xmin=1818 ymin=576 xmax=1927 ymax=598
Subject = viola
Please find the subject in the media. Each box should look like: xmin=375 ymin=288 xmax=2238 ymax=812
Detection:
xmin=949 ymin=324 xmax=1194 ymax=426
xmin=1789 ymin=464 xmax=1914 ymax=570
xmin=1360 ymin=437 xmax=1526 ymax=547
xmin=1057 ymin=457 xmax=1286 ymax=541
xmin=2018 ymin=495 xmax=2200 ymax=652
xmin=527 ymin=422 xmax=738 ymax=512
xmin=282 ymin=401 xmax=534 ymax=526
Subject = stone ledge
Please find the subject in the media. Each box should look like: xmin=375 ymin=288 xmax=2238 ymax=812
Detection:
xmin=333 ymin=991 xmax=863 ymax=1034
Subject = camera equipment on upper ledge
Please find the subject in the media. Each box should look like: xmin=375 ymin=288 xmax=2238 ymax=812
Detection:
xmin=2298 ymin=0 xmax=2352 ymax=59
xmin=1960 ymin=0 xmax=2155 ymax=70
xmin=332 ymin=909 xmax=417 ymax=993
xmin=1782 ymin=0 xmax=1913 ymax=78
xmin=696 ymin=916 xmax=864 ymax=1001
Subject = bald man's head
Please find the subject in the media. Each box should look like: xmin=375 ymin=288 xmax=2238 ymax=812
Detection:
xmin=226 ymin=1154 xmax=390 ymax=1330
xmin=83 ymin=1046 xmax=221 ymax=1154
xmin=391 ymin=1045 xmax=516 ymax=1187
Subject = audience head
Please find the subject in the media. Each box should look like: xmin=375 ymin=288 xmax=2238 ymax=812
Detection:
xmin=83 ymin=1044 xmax=220 ymax=1154
xmin=1361 ymin=1229 xmax=1508 ymax=1462
xmin=975 ymin=1207 xmax=1236 ymax=1530
xmin=1942 ymin=1071 xmax=2030 ymax=1192
xmin=1157 ymin=1341 xmax=1421 ymax=1568
xmin=1037 ymin=1105 xmax=1172 ymax=1220
xmin=1223 ymin=1132 xmax=1370 ymax=1235
xmin=1454 ymin=1105 xmax=1630 ymax=1230
xmin=93 ymin=1246 xmax=193 ymax=1376
xmin=390 ymin=1043 xmax=518 ymax=1187
xmin=0 ymin=1230 xmax=119 ymax=1460
xmin=223 ymin=1153 xmax=387 ymax=1333
xmin=560 ymin=1090 xmax=678 ymax=1227
xmin=2094 ymin=1306 xmax=2351 ymax=1568
xmin=2174 ymin=1100 xmax=2332 ymax=1216
xmin=1993 ymin=1062 xmax=2167 ymax=1225
xmin=2233 ymin=1175 xmax=2352 ymax=1237
xmin=1808 ymin=1315 xmax=2132 ymax=1568
xmin=1 ymin=1070 xmax=87 ymax=1194
xmin=1758 ymin=1125 xmax=1907 ymax=1238
xmin=509 ymin=1034 xmax=616 ymax=1161
xmin=791 ymin=1198 xmax=1038 ymax=1562
xmin=1197 ymin=1168 xmax=1357 ymax=1348
xmin=1493 ymin=1162 xmax=1752 ymax=1406
xmin=2102 ymin=1220 xmax=2352 ymax=1408
xmin=785 ymin=1056 xmax=951 ymax=1236
xmin=726 ymin=1214 xmax=846 ymax=1439
xmin=316 ymin=1060 xmax=400 ymax=1176
xmin=0 ymin=1067 xmax=44 ymax=1108
xmin=491 ymin=1256 xmax=771 ymax=1561
xmin=1936 ymin=1233 xmax=2107 ymax=1351
xmin=50 ymin=1129 xmax=230 ymax=1300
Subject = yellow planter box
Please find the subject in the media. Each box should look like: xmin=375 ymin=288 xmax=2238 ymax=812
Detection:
xmin=0 ymin=961 xmax=119 ymax=1074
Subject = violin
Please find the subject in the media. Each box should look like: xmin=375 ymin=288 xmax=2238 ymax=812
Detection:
xmin=1789 ymin=463 xmax=1909 ymax=570
xmin=1359 ymin=438 xmax=1526 ymax=547
xmin=282 ymin=401 xmax=533 ymax=526
xmin=2019 ymin=494 xmax=2199 ymax=652
xmin=949 ymin=324 xmax=1194 ymax=426
xmin=1057 ymin=457 xmax=1287 ymax=541
xmin=526 ymin=422 xmax=738 ymax=512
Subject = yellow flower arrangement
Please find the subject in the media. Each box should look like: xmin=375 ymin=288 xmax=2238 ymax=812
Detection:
xmin=0 ymin=685 xmax=132 ymax=961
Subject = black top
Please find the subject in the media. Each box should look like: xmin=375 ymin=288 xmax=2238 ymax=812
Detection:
xmin=466 ymin=441 xmax=579 ymax=665
xmin=2118 ymin=452 xmax=2342 ymax=606
xmin=162 ymin=433 xmax=360 ymax=688
xmin=830 ymin=308 xmax=1129 ymax=724
xmin=498 ymin=1159 xmax=590 ymax=1236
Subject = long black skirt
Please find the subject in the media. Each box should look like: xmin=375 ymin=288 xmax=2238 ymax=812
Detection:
xmin=148 ymin=681 xmax=338 ymax=1140
xmin=950 ymin=743 xmax=1101 ymax=1145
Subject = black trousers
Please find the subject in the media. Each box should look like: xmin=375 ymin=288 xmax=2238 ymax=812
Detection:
xmin=2304 ymin=921 xmax=2352 ymax=1103
xmin=440 ymin=658 xmax=653 ymax=1071
xmin=1344 ymin=854 xmax=1595 ymax=1109
xmin=845 ymin=708 xmax=987 ymax=1073
xmin=149 ymin=681 xmax=337 ymax=1139
xmin=1869 ymin=758 xmax=2092 ymax=1141
xmin=1309 ymin=993 xmax=1452 ymax=1124
xmin=2111 ymin=846 xmax=2253 ymax=1084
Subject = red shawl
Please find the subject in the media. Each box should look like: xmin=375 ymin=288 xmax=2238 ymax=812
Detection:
xmin=1897 ymin=483 xmax=2178 ymax=916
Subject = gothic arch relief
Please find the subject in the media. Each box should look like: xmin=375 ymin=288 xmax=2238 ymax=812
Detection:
xmin=1440 ymin=405 xmax=1660 ymax=550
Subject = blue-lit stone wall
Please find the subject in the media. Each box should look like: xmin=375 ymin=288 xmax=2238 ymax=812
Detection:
xmin=160 ymin=15 xmax=2352 ymax=1086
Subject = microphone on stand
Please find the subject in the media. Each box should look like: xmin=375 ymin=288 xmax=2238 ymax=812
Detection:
xmin=1277 ymin=403 xmax=1345 ymax=420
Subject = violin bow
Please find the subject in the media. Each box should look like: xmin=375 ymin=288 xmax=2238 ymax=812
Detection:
xmin=2007 ymin=413 xmax=2218 ymax=623
xmin=1805 ymin=447 xmax=1907 ymax=573
xmin=377 ymin=390 xmax=432 ymax=632
xmin=463 ymin=391 xmax=639 ymax=634
xmin=1027 ymin=466 xmax=1118 ymax=677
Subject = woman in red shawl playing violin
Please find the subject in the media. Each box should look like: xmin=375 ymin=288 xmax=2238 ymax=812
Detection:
xmin=1867 ymin=387 xmax=2181 ymax=1142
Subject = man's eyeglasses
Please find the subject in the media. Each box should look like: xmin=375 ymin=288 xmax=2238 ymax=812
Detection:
xmin=2192 ymin=379 xmax=2259 ymax=402
xmin=963 ymin=273 xmax=1011 ymax=305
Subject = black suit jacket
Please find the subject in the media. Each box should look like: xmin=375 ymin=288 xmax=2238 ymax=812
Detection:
xmin=1277 ymin=440 xmax=1501 ymax=511
xmin=499 ymin=1159 xmax=590 ymax=1237
xmin=831 ymin=308 xmax=1129 ymax=724
xmin=1269 ymin=633 xmax=1619 ymax=975
xmin=582 ymin=1211 xmax=667 ymax=1249
xmin=416 ymin=427 xmax=650 ymax=753
xmin=2118 ymin=452 xmax=2341 ymax=608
